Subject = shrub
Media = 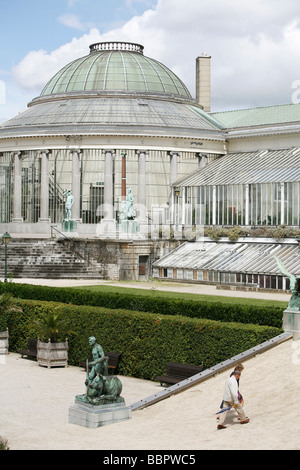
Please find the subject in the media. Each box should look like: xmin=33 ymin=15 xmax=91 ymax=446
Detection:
xmin=0 ymin=282 xmax=284 ymax=328
xmin=2 ymin=298 xmax=282 ymax=381
xmin=0 ymin=436 xmax=9 ymax=450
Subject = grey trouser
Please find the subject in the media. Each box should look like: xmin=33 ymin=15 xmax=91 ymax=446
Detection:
xmin=218 ymin=401 xmax=246 ymax=425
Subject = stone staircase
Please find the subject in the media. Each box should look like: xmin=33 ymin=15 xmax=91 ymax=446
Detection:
xmin=0 ymin=238 xmax=105 ymax=279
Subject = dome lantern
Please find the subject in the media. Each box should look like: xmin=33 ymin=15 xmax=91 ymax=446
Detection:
xmin=89 ymin=41 xmax=144 ymax=55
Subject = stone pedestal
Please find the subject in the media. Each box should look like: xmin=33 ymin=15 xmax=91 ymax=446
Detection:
xmin=283 ymin=308 xmax=300 ymax=340
xmin=97 ymin=219 xmax=117 ymax=238
xmin=61 ymin=220 xmax=77 ymax=233
xmin=68 ymin=399 xmax=132 ymax=428
xmin=120 ymin=219 xmax=140 ymax=238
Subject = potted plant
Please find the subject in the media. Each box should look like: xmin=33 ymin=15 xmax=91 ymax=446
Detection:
xmin=32 ymin=311 xmax=73 ymax=368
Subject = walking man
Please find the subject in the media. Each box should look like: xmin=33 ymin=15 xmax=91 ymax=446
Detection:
xmin=217 ymin=370 xmax=249 ymax=429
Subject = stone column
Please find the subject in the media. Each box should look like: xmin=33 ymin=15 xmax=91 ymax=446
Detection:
xmin=97 ymin=150 xmax=116 ymax=238
xmin=71 ymin=150 xmax=81 ymax=221
xmin=280 ymin=182 xmax=285 ymax=225
xmin=169 ymin=152 xmax=179 ymax=223
xmin=12 ymin=152 xmax=23 ymax=223
xmin=169 ymin=151 xmax=178 ymax=186
xmin=102 ymin=149 xmax=115 ymax=221
xmin=182 ymin=186 xmax=186 ymax=225
xmin=245 ymin=184 xmax=249 ymax=225
xmin=136 ymin=150 xmax=148 ymax=223
xmin=212 ymin=185 xmax=217 ymax=225
xmin=121 ymin=149 xmax=127 ymax=201
xmin=39 ymin=150 xmax=50 ymax=222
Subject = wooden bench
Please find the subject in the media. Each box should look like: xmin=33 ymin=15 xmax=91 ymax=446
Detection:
xmin=156 ymin=361 xmax=204 ymax=386
xmin=80 ymin=352 xmax=121 ymax=375
xmin=18 ymin=338 xmax=38 ymax=359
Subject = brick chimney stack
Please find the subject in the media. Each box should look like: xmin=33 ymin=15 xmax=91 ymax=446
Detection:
xmin=196 ymin=54 xmax=211 ymax=112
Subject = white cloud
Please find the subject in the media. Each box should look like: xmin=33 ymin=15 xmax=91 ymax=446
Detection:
xmin=0 ymin=81 xmax=33 ymax=123
xmin=12 ymin=28 xmax=102 ymax=93
xmin=11 ymin=0 xmax=300 ymax=111
xmin=57 ymin=14 xmax=86 ymax=30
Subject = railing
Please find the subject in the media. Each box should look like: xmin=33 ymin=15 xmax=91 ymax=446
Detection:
xmin=50 ymin=225 xmax=94 ymax=266
xmin=89 ymin=41 xmax=144 ymax=54
xmin=50 ymin=224 xmax=69 ymax=241
xmin=129 ymin=331 xmax=292 ymax=411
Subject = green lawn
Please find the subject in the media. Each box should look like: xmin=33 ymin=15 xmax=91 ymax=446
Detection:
xmin=71 ymin=282 xmax=287 ymax=309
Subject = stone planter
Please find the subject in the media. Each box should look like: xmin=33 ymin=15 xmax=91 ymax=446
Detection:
xmin=37 ymin=338 xmax=68 ymax=368
xmin=0 ymin=328 xmax=9 ymax=355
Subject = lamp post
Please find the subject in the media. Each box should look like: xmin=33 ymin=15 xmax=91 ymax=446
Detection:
xmin=2 ymin=232 xmax=11 ymax=282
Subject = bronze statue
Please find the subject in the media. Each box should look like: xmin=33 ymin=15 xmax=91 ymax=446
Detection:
xmin=125 ymin=188 xmax=136 ymax=220
xmin=63 ymin=190 xmax=74 ymax=221
xmin=87 ymin=336 xmax=108 ymax=379
xmin=275 ymin=256 xmax=300 ymax=310
xmin=76 ymin=336 xmax=123 ymax=405
xmin=85 ymin=372 xmax=123 ymax=405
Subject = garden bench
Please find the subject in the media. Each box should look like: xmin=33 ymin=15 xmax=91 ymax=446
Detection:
xmin=80 ymin=351 xmax=121 ymax=374
xmin=18 ymin=338 xmax=38 ymax=359
xmin=156 ymin=361 xmax=204 ymax=386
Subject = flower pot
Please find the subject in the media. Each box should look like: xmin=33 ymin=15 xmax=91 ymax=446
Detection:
xmin=0 ymin=328 xmax=9 ymax=355
xmin=37 ymin=338 xmax=68 ymax=368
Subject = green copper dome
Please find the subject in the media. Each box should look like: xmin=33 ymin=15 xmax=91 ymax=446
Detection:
xmin=1 ymin=41 xmax=225 ymax=141
xmin=40 ymin=42 xmax=192 ymax=99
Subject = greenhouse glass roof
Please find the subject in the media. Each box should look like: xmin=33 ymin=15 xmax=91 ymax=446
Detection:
xmin=153 ymin=240 xmax=299 ymax=275
xmin=0 ymin=96 xmax=224 ymax=138
xmin=174 ymin=148 xmax=300 ymax=186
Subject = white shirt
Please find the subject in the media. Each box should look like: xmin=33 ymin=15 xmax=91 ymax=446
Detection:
xmin=223 ymin=375 xmax=239 ymax=405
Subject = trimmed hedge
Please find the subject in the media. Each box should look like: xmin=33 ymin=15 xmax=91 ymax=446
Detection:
xmin=0 ymin=298 xmax=282 ymax=381
xmin=0 ymin=282 xmax=284 ymax=328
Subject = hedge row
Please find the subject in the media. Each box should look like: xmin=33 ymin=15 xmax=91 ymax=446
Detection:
xmin=0 ymin=282 xmax=284 ymax=328
xmin=0 ymin=298 xmax=282 ymax=381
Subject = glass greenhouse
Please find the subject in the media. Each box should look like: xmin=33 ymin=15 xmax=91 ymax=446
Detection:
xmin=173 ymin=147 xmax=300 ymax=227
xmin=153 ymin=239 xmax=300 ymax=289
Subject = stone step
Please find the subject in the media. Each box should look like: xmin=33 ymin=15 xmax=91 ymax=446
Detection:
xmin=0 ymin=238 xmax=104 ymax=279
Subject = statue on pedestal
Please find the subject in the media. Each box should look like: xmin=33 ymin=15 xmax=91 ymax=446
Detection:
xmin=125 ymin=188 xmax=136 ymax=220
xmin=119 ymin=189 xmax=140 ymax=236
xmin=76 ymin=336 xmax=124 ymax=405
xmin=120 ymin=188 xmax=136 ymax=221
xmin=275 ymin=256 xmax=300 ymax=310
xmin=63 ymin=190 xmax=74 ymax=221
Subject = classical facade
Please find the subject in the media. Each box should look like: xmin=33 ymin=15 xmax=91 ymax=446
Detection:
xmin=1 ymin=41 xmax=300 ymax=288
xmin=0 ymin=42 xmax=225 ymax=238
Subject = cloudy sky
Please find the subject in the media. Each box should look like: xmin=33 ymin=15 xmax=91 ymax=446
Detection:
xmin=1 ymin=0 xmax=300 ymax=122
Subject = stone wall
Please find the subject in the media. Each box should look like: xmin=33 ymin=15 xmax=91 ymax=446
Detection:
xmin=61 ymin=239 xmax=182 ymax=281
xmin=0 ymin=238 xmax=182 ymax=281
